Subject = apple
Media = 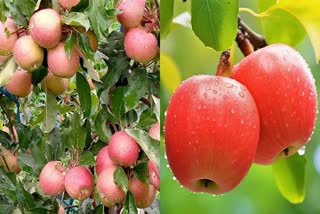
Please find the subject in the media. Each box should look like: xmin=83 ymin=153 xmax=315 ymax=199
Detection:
xmin=0 ymin=149 xmax=21 ymax=173
xmin=96 ymin=146 xmax=117 ymax=176
xmin=149 ymin=122 xmax=160 ymax=141
xmin=0 ymin=18 xmax=18 ymax=55
xmin=85 ymin=31 xmax=98 ymax=52
xmin=13 ymin=35 xmax=44 ymax=72
xmin=108 ymin=131 xmax=140 ymax=167
xmin=165 ymin=75 xmax=260 ymax=194
xmin=47 ymin=42 xmax=80 ymax=78
xmin=148 ymin=160 xmax=160 ymax=191
xmin=117 ymin=0 xmax=145 ymax=29
xmin=96 ymin=167 xmax=126 ymax=207
xmin=58 ymin=0 xmax=80 ymax=11
xmin=42 ymin=72 xmax=68 ymax=96
xmin=129 ymin=176 xmax=156 ymax=208
xmin=64 ymin=166 xmax=94 ymax=201
xmin=124 ymin=28 xmax=158 ymax=63
xmin=39 ymin=161 xmax=66 ymax=195
xmin=231 ymin=44 xmax=318 ymax=164
xmin=0 ymin=55 xmax=8 ymax=63
xmin=6 ymin=68 xmax=33 ymax=97
xmin=29 ymin=9 xmax=62 ymax=48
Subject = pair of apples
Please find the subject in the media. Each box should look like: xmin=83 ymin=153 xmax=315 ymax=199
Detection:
xmin=165 ymin=44 xmax=318 ymax=194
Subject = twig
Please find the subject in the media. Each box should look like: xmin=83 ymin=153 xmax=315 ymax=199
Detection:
xmin=238 ymin=16 xmax=267 ymax=49
xmin=140 ymin=97 xmax=151 ymax=108
xmin=216 ymin=50 xmax=231 ymax=76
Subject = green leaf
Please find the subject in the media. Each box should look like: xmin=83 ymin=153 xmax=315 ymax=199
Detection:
xmin=71 ymin=0 xmax=89 ymax=12
xmin=4 ymin=2 xmax=28 ymax=27
xmin=94 ymin=106 xmax=112 ymax=143
xmin=16 ymin=181 xmax=35 ymax=211
xmin=76 ymin=72 xmax=92 ymax=118
xmin=90 ymin=204 xmax=104 ymax=213
xmin=17 ymin=153 xmax=40 ymax=175
xmin=78 ymin=32 xmax=95 ymax=60
xmin=137 ymin=108 xmax=157 ymax=128
xmin=63 ymin=12 xmax=90 ymax=31
xmin=114 ymin=166 xmax=128 ymax=193
xmin=272 ymin=153 xmax=306 ymax=204
xmin=31 ymin=65 xmax=48 ymax=85
xmin=14 ymin=0 xmax=36 ymax=18
xmin=133 ymin=162 xmax=149 ymax=183
xmin=110 ymin=86 xmax=127 ymax=121
xmin=160 ymin=0 xmax=174 ymax=37
xmin=0 ymin=168 xmax=17 ymax=202
xmin=47 ymin=127 xmax=64 ymax=161
xmin=43 ymin=93 xmax=58 ymax=133
xmin=0 ymin=57 xmax=17 ymax=87
xmin=0 ymin=197 xmax=14 ymax=214
xmin=122 ymin=192 xmax=138 ymax=214
xmin=152 ymin=95 xmax=160 ymax=123
xmin=64 ymin=33 xmax=77 ymax=58
xmin=191 ymin=0 xmax=239 ymax=51
xmin=124 ymin=68 xmax=148 ymax=112
xmin=80 ymin=151 xmax=95 ymax=166
xmin=125 ymin=129 xmax=160 ymax=169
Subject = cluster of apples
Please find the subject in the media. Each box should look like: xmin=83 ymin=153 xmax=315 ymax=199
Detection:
xmin=0 ymin=0 xmax=97 ymax=97
xmin=165 ymin=44 xmax=318 ymax=194
xmin=39 ymin=122 xmax=160 ymax=210
xmin=117 ymin=0 xmax=159 ymax=63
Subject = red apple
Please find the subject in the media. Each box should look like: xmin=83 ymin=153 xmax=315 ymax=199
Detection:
xmin=13 ymin=35 xmax=44 ymax=72
xmin=58 ymin=0 xmax=80 ymax=10
xmin=108 ymin=131 xmax=140 ymax=167
xmin=0 ymin=18 xmax=18 ymax=55
xmin=129 ymin=176 xmax=156 ymax=208
xmin=64 ymin=166 xmax=94 ymax=201
xmin=117 ymin=0 xmax=145 ymax=29
xmin=41 ymin=72 xmax=68 ymax=96
xmin=47 ymin=42 xmax=79 ymax=78
xmin=39 ymin=161 xmax=66 ymax=196
xmin=149 ymin=122 xmax=160 ymax=141
xmin=96 ymin=146 xmax=117 ymax=176
xmin=231 ymin=44 xmax=317 ymax=164
xmin=6 ymin=68 xmax=33 ymax=97
xmin=148 ymin=160 xmax=160 ymax=190
xmin=124 ymin=28 xmax=158 ymax=63
xmin=0 ymin=149 xmax=21 ymax=173
xmin=29 ymin=9 xmax=62 ymax=48
xmin=165 ymin=75 xmax=260 ymax=194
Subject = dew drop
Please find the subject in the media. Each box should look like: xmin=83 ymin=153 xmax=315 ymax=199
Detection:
xmin=164 ymin=111 xmax=167 ymax=117
xmin=240 ymin=86 xmax=246 ymax=91
xmin=204 ymin=93 xmax=208 ymax=98
xmin=301 ymin=92 xmax=305 ymax=97
xmin=298 ymin=146 xmax=306 ymax=155
xmin=166 ymin=164 xmax=170 ymax=168
xmin=239 ymin=92 xmax=245 ymax=98
xmin=198 ymin=106 xmax=202 ymax=110
xmin=225 ymin=82 xmax=233 ymax=88
xmin=206 ymin=87 xmax=211 ymax=91
xmin=213 ymin=90 xmax=217 ymax=94
xmin=164 ymin=154 xmax=167 ymax=160
xmin=231 ymin=108 xmax=236 ymax=114
xmin=173 ymin=176 xmax=177 ymax=181
xmin=240 ymin=120 xmax=244 ymax=125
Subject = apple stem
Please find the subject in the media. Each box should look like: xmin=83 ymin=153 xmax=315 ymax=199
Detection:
xmin=216 ymin=49 xmax=232 ymax=76
xmin=236 ymin=29 xmax=254 ymax=56
xmin=238 ymin=16 xmax=267 ymax=50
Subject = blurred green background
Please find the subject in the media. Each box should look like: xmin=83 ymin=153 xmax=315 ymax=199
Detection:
xmin=160 ymin=0 xmax=320 ymax=213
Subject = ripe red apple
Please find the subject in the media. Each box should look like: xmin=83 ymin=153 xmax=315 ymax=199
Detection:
xmin=6 ymin=68 xmax=33 ymax=97
xmin=64 ymin=166 xmax=94 ymax=201
xmin=58 ymin=0 xmax=80 ymax=10
xmin=124 ymin=28 xmax=158 ymax=63
xmin=108 ymin=131 xmax=140 ymax=167
xmin=13 ymin=35 xmax=44 ymax=72
xmin=0 ymin=149 xmax=21 ymax=173
xmin=96 ymin=167 xmax=126 ymax=207
xmin=165 ymin=75 xmax=260 ymax=194
xmin=117 ymin=0 xmax=145 ymax=29
xmin=29 ymin=9 xmax=62 ymax=48
xmin=39 ymin=161 xmax=66 ymax=195
xmin=42 ymin=72 xmax=68 ymax=96
xmin=47 ymin=42 xmax=79 ymax=78
xmin=96 ymin=146 xmax=117 ymax=176
xmin=149 ymin=122 xmax=160 ymax=141
xmin=0 ymin=18 xmax=18 ymax=55
xmin=231 ymin=44 xmax=317 ymax=165
xmin=129 ymin=176 xmax=156 ymax=208
xmin=148 ymin=160 xmax=160 ymax=191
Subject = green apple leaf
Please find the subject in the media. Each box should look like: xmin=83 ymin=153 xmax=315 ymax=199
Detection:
xmin=76 ymin=72 xmax=92 ymax=118
xmin=191 ymin=0 xmax=239 ymax=51
xmin=114 ymin=166 xmax=128 ymax=193
xmin=122 ymin=192 xmax=138 ymax=214
xmin=160 ymin=0 xmax=174 ymax=37
xmin=43 ymin=93 xmax=58 ymax=133
xmin=272 ymin=153 xmax=306 ymax=204
xmin=0 ymin=57 xmax=17 ymax=87
xmin=133 ymin=162 xmax=149 ymax=183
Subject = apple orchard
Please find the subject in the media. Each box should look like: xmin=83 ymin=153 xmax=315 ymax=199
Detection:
xmin=0 ymin=0 xmax=160 ymax=213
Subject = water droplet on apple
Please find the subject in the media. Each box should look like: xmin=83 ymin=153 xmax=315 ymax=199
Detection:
xmin=301 ymin=91 xmax=305 ymax=97
xmin=285 ymin=123 xmax=289 ymax=128
xmin=298 ymin=146 xmax=306 ymax=155
xmin=231 ymin=108 xmax=236 ymax=114
xmin=198 ymin=106 xmax=202 ymax=110
xmin=215 ymin=82 xmax=218 ymax=86
xmin=164 ymin=111 xmax=167 ymax=117
xmin=173 ymin=176 xmax=177 ymax=181
xmin=164 ymin=154 xmax=167 ymax=160
xmin=240 ymin=120 xmax=244 ymax=125
xmin=166 ymin=164 xmax=170 ymax=168
xmin=225 ymin=82 xmax=233 ymax=88
xmin=206 ymin=87 xmax=211 ymax=91
xmin=213 ymin=90 xmax=217 ymax=94
xmin=239 ymin=92 xmax=245 ymax=98
xmin=204 ymin=93 xmax=208 ymax=98
xmin=240 ymin=86 xmax=246 ymax=91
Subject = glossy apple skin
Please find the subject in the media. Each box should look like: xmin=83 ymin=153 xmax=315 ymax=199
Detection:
xmin=96 ymin=146 xmax=117 ymax=176
xmin=124 ymin=28 xmax=158 ymax=63
xmin=13 ymin=35 xmax=44 ymax=72
xmin=97 ymin=167 xmax=126 ymax=207
xmin=149 ymin=122 xmax=160 ymax=141
xmin=108 ymin=131 xmax=140 ymax=167
xmin=129 ymin=176 xmax=156 ymax=208
xmin=231 ymin=44 xmax=318 ymax=165
xmin=148 ymin=160 xmax=160 ymax=190
xmin=29 ymin=9 xmax=62 ymax=48
xmin=117 ymin=0 xmax=145 ymax=29
xmin=42 ymin=72 xmax=68 ymax=96
xmin=0 ymin=18 xmax=18 ymax=55
xmin=6 ymin=68 xmax=33 ymax=97
xmin=64 ymin=166 xmax=94 ymax=201
xmin=39 ymin=161 xmax=66 ymax=195
xmin=165 ymin=75 xmax=260 ymax=194
xmin=47 ymin=42 xmax=79 ymax=78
